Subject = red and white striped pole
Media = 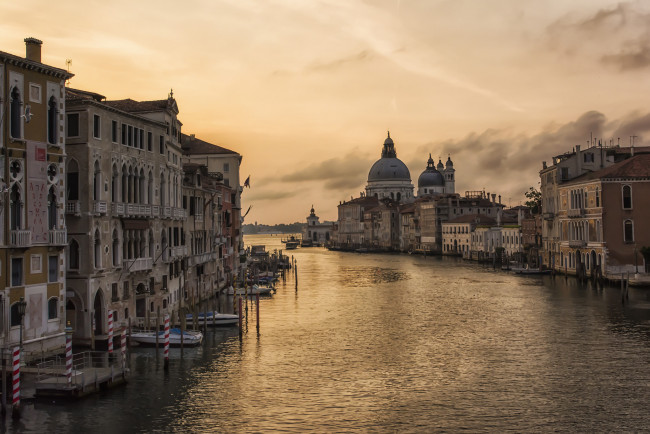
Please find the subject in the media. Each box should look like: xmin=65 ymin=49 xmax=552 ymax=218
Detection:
xmin=11 ymin=346 xmax=20 ymax=419
xmin=107 ymin=311 xmax=114 ymax=355
xmin=65 ymin=325 xmax=73 ymax=386
xmin=120 ymin=328 xmax=127 ymax=370
xmin=163 ymin=314 xmax=170 ymax=371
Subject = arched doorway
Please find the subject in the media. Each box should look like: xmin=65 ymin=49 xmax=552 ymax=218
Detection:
xmin=136 ymin=283 xmax=147 ymax=318
xmin=94 ymin=289 xmax=104 ymax=335
xmin=591 ymin=250 xmax=597 ymax=276
xmin=66 ymin=299 xmax=77 ymax=331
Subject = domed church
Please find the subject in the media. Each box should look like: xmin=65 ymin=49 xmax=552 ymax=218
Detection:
xmin=365 ymin=132 xmax=414 ymax=203
xmin=417 ymin=154 xmax=455 ymax=196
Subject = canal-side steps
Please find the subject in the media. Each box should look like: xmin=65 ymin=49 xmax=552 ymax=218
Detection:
xmin=34 ymin=351 xmax=128 ymax=399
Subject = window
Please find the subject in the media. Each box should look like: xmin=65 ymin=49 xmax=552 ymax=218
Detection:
xmin=123 ymin=281 xmax=130 ymax=299
xmin=112 ymin=283 xmax=119 ymax=301
xmin=112 ymin=120 xmax=118 ymax=143
xmin=128 ymin=125 xmax=133 ymax=146
xmin=595 ymin=187 xmax=600 ymax=208
xmin=561 ymin=167 xmax=569 ymax=181
xmin=48 ymin=186 xmax=57 ymax=229
xmin=622 ymin=185 xmax=632 ymax=209
xmin=147 ymin=131 xmax=152 ymax=151
xmin=49 ymin=255 xmax=58 ymax=282
xmin=624 ymin=220 xmax=634 ymax=243
xmin=48 ymin=297 xmax=58 ymax=320
xmin=67 ymin=113 xmax=79 ymax=137
xmin=121 ymin=123 xmax=127 ymax=145
xmin=48 ymin=96 xmax=58 ymax=144
xmin=10 ymin=87 xmax=22 ymax=139
xmin=10 ymin=184 xmax=22 ymax=230
xmin=140 ymin=129 xmax=144 ymax=149
xmin=11 ymin=257 xmax=23 ymax=287
xmin=69 ymin=239 xmax=80 ymax=270
xmin=93 ymin=114 xmax=101 ymax=139
xmin=223 ymin=163 xmax=229 ymax=172
xmin=31 ymin=254 xmax=42 ymax=274
xmin=159 ymin=136 xmax=164 ymax=154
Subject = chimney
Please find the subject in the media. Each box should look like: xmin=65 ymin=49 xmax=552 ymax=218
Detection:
xmin=491 ymin=194 xmax=496 ymax=203
xmin=542 ymin=161 xmax=547 ymax=169
xmin=576 ymin=144 xmax=582 ymax=174
xmin=498 ymin=195 xmax=501 ymax=204
xmin=24 ymin=37 xmax=43 ymax=63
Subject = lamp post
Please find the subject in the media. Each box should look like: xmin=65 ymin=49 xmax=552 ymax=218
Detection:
xmin=17 ymin=297 xmax=26 ymax=354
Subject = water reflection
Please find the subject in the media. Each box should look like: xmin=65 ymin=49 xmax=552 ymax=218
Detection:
xmin=13 ymin=235 xmax=650 ymax=432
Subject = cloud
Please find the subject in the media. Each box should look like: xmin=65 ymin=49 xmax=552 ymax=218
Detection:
xmin=245 ymin=189 xmax=300 ymax=201
xmin=545 ymin=2 xmax=650 ymax=70
xmin=279 ymin=151 xmax=373 ymax=191
xmin=306 ymin=50 xmax=372 ymax=73
xmin=411 ymin=110 xmax=650 ymax=202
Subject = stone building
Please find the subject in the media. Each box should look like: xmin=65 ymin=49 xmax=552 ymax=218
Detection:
xmin=0 ymin=38 xmax=73 ymax=360
xmin=64 ymin=89 xmax=187 ymax=344
xmin=417 ymin=154 xmax=455 ymax=196
xmin=336 ymin=196 xmax=379 ymax=250
xmin=442 ymin=214 xmax=495 ymax=258
xmin=366 ymin=132 xmax=414 ymax=202
xmin=363 ymin=199 xmax=400 ymax=251
xmin=304 ymin=206 xmax=334 ymax=245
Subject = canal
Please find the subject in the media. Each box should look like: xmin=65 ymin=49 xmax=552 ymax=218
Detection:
xmin=8 ymin=234 xmax=650 ymax=432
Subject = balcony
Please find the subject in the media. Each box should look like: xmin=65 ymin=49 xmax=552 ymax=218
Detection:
xmin=66 ymin=201 xmax=80 ymax=215
xmin=173 ymin=208 xmax=186 ymax=219
xmin=10 ymin=230 xmax=31 ymax=247
xmin=122 ymin=257 xmax=153 ymax=273
xmin=49 ymin=228 xmax=67 ymax=246
xmin=112 ymin=202 xmax=125 ymax=216
xmin=94 ymin=201 xmax=108 ymax=215
xmin=543 ymin=212 xmax=554 ymax=221
xmin=567 ymin=208 xmax=585 ymax=218
xmin=162 ymin=207 xmax=171 ymax=218
xmin=126 ymin=204 xmax=151 ymax=217
xmin=195 ymin=214 xmax=204 ymax=222
xmin=568 ymin=240 xmax=586 ymax=248
xmin=190 ymin=252 xmax=216 ymax=266
xmin=170 ymin=245 xmax=188 ymax=257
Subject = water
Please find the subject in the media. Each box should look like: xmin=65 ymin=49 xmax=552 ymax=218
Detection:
xmin=9 ymin=234 xmax=650 ymax=432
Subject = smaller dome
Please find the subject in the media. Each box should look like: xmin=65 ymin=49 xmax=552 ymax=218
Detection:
xmin=437 ymin=159 xmax=444 ymax=170
xmin=418 ymin=154 xmax=445 ymax=188
xmin=446 ymin=155 xmax=453 ymax=168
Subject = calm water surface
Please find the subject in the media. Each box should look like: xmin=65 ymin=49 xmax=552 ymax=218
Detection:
xmin=9 ymin=234 xmax=650 ymax=432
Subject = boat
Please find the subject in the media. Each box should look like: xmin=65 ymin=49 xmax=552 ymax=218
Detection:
xmin=129 ymin=328 xmax=203 ymax=347
xmin=185 ymin=311 xmax=239 ymax=326
xmin=281 ymin=235 xmax=300 ymax=250
xmin=226 ymin=284 xmax=274 ymax=296
xmin=511 ymin=267 xmax=552 ymax=275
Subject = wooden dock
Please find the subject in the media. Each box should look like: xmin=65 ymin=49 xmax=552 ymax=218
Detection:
xmin=34 ymin=351 xmax=128 ymax=399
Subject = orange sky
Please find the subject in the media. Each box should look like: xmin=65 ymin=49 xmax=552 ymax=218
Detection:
xmin=3 ymin=0 xmax=650 ymax=224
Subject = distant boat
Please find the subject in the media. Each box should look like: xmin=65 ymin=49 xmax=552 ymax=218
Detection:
xmin=185 ymin=311 xmax=239 ymax=327
xmin=281 ymin=235 xmax=300 ymax=250
xmin=511 ymin=267 xmax=551 ymax=275
xmin=226 ymin=284 xmax=274 ymax=296
xmin=129 ymin=328 xmax=203 ymax=347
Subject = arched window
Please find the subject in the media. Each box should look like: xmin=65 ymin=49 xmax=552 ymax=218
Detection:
xmin=10 ymin=303 xmax=22 ymax=327
xmin=121 ymin=164 xmax=128 ymax=203
xmin=624 ymin=220 xmax=634 ymax=243
xmin=160 ymin=174 xmax=166 ymax=207
xmin=139 ymin=168 xmax=145 ymax=205
xmin=48 ymin=96 xmax=58 ymax=144
xmin=622 ymin=185 xmax=632 ymax=209
xmin=69 ymin=239 xmax=80 ymax=269
xmin=93 ymin=161 xmax=101 ymax=201
xmin=67 ymin=159 xmax=79 ymax=201
xmin=112 ymin=229 xmax=120 ymax=267
xmin=147 ymin=171 xmax=153 ymax=205
xmin=595 ymin=187 xmax=600 ymax=207
xmin=10 ymin=184 xmax=22 ymax=230
xmin=111 ymin=164 xmax=119 ymax=203
xmin=10 ymin=87 xmax=22 ymax=139
xmin=148 ymin=230 xmax=154 ymax=258
xmin=94 ymin=229 xmax=102 ymax=269
xmin=48 ymin=186 xmax=57 ymax=229
xmin=48 ymin=297 xmax=58 ymax=319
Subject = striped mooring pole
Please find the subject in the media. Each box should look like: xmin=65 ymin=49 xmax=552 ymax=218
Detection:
xmin=107 ymin=311 xmax=114 ymax=355
xmin=65 ymin=325 xmax=73 ymax=386
xmin=11 ymin=347 xmax=20 ymax=419
xmin=164 ymin=314 xmax=170 ymax=371
xmin=121 ymin=328 xmax=127 ymax=371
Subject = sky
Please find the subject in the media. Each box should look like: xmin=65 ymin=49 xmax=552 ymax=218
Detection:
xmin=3 ymin=0 xmax=650 ymax=224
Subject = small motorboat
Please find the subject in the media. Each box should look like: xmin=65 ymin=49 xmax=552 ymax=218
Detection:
xmin=185 ymin=311 xmax=239 ymax=327
xmin=226 ymin=284 xmax=274 ymax=296
xmin=129 ymin=328 xmax=203 ymax=347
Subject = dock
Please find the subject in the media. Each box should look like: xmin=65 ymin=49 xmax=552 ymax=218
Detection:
xmin=34 ymin=351 xmax=128 ymax=399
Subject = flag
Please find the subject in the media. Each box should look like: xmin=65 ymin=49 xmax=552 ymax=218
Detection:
xmin=243 ymin=175 xmax=250 ymax=188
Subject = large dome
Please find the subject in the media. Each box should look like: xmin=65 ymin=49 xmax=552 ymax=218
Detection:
xmin=367 ymin=132 xmax=411 ymax=182
xmin=418 ymin=154 xmax=445 ymax=187
xmin=368 ymin=158 xmax=411 ymax=182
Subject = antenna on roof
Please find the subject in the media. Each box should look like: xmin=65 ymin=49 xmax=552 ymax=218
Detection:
xmin=65 ymin=59 xmax=72 ymax=85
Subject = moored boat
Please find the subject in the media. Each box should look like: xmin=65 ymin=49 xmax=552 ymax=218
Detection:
xmin=226 ymin=284 xmax=274 ymax=296
xmin=129 ymin=328 xmax=203 ymax=347
xmin=185 ymin=311 xmax=239 ymax=326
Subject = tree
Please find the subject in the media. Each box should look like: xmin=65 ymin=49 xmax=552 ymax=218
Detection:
xmin=524 ymin=186 xmax=542 ymax=215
